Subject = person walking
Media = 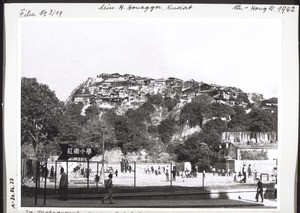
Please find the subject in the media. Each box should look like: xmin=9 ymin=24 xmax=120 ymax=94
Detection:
xmin=255 ymin=178 xmax=264 ymax=202
xmin=59 ymin=167 xmax=68 ymax=201
xmin=102 ymin=173 xmax=114 ymax=204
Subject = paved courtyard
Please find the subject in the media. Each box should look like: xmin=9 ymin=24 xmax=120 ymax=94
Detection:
xmin=21 ymin=163 xmax=277 ymax=209
xmin=25 ymin=163 xmax=274 ymax=189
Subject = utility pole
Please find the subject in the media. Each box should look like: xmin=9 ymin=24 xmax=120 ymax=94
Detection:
xmin=101 ymin=126 xmax=105 ymax=183
xmin=134 ymin=161 xmax=136 ymax=187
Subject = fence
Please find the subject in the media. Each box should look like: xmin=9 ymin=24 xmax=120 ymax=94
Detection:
xmin=21 ymin=160 xmax=277 ymax=191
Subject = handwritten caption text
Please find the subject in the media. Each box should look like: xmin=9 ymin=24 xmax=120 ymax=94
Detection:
xmin=20 ymin=9 xmax=63 ymax=17
xmin=232 ymin=5 xmax=296 ymax=14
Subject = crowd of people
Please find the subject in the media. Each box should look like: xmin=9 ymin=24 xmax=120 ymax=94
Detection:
xmin=142 ymin=165 xmax=199 ymax=182
xmin=211 ymin=164 xmax=256 ymax=184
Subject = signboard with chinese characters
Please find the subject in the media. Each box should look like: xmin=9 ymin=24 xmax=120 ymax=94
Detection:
xmin=57 ymin=144 xmax=97 ymax=160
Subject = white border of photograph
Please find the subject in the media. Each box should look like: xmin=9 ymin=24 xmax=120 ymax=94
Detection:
xmin=4 ymin=3 xmax=299 ymax=213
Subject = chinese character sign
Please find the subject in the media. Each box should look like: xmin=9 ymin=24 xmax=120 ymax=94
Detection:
xmin=58 ymin=144 xmax=97 ymax=160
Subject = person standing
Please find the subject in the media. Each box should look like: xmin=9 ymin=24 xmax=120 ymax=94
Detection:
xmin=242 ymin=165 xmax=247 ymax=183
xmin=181 ymin=170 xmax=185 ymax=182
xmin=102 ymin=173 xmax=114 ymax=204
xmin=172 ymin=169 xmax=176 ymax=181
xmin=212 ymin=167 xmax=216 ymax=176
xmin=222 ymin=169 xmax=225 ymax=176
xmin=227 ymin=168 xmax=231 ymax=176
xmin=59 ymin=167 xmax=68 ymax=201
xmin=129 ymin=165 xmax=132 ymax=173
xmin=165 ymin=169 xmax=169 ymax=181
xmin=238 ymin=171 xmax=242 ymax=182
xmin=255 ymin=178 xmax=264 ymax=202
xmin=50 ymin=166 xmax=54 ymax=178
xmin=248 ymin=164 xmax=252 ymax=178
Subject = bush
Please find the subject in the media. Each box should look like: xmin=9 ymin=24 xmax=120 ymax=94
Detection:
xmin=240 ymin=150 xmax=268 ymax=160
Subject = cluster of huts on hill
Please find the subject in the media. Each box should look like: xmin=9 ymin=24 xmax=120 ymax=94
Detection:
xmin=70 ymin=73 xmax=267 ymax=109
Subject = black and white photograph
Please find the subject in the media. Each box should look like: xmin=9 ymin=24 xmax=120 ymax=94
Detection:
xmin=3 ymin=3 xmax=299 ymax=213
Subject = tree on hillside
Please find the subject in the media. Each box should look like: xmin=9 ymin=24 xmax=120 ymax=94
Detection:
xmin=56 ymin=102 xmax=89 ymax=142
xmin=103 ymin=109 xmax=118 ymax=125
xmin=113 ymin=115 xmax=150 ymax=154
xmin=139 ymin=102 xmax=156 ymax=121
xmin=21 ymin=77 xmax=62 ymax=154
xmin=164 ymin=96 xmax=179 ymax=111
xmin=80 ymin=118 xmax=117 ymax=152
xmin=174 ymin=118 xmax=227 ymax=166
xmin=158 ymin=118 xmax=176 ymax=144
xmin=228 ymin=106 xmax=251 ymax=131
xmin=57 ymin=115 xmax=82 ymax=142
xmin=179 ymin=102 xmax=206 ymax=127
xmin=64 ymin=102 xmax=88 ymax=126
xmin=209 ymin=102 xmax=235 ymax=119
xmin=175 ymin=134 xmax=211 ymax=169
xmin=248 ymin=108 xmax=277 ymax=132
xmin=125 ymin=102 xmax=155 ymax=124
xmin=126 ymin=109 xmax=144 ymax=123
xmin=236 ymin=92 xmax=251 ymax=105
xmin=202 ymin=118 xmax=229 ymax=134
xmin=146 ymin=93 xmax=163 ymax=106
xmin=85 ymin=105 xmax=100 ymax=120
xmin=148 ymin=125 xmax=159 ymax=136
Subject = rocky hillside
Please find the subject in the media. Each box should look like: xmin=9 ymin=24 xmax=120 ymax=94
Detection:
xmin=62 ymin=73 xmax=277 ymax=163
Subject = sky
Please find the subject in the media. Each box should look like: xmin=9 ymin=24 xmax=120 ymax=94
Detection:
xmin=21 ymin=19 xmax=281 ymax=101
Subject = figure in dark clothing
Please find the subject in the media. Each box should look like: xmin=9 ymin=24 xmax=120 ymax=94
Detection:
xmin=248 ymin=164 xmax=252 ymax=178
xmin=238 ymin=172 xmax=242 ymax=182
xmin=242 ymin=165 xmax=247 ymax=183
xmin=43 ymin=167 xmax=49 ymax=179
xmin=95 ymin=174 xmax=100 ymax=183
xmin=102 ymin=173 xmax=114 ymax=204
xmin=129 ymin=166 xmax=132 ymax=173
xmin=172 ymin=169 xmax=176 ymax=181
xmin=165 ymin=169 xmax=169 ymax=181
xmin=120 ymin=161 xmax=124 ymax=173
xmin=255 ymin=178 xmax=264 ymax=202
xmin=59 ymin=168 xmax=68 ymax=201
xmin=50 ymin=166 xmax=54 ymax=178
